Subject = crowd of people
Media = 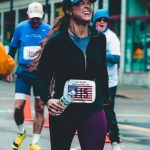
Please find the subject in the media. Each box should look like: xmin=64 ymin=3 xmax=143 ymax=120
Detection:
xmin=0 ymin=0 xmax=122 ymax=150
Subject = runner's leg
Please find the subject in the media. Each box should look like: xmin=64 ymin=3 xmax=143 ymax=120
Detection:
xmin=78 ymin=110 xmax=107 ymax=150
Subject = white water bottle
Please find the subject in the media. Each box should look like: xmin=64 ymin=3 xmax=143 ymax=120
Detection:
xmin=59 ymin=90 xmax=76 ymax=107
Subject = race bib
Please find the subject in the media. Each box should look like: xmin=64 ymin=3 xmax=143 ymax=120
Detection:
xmin=23 ymin=46 xmax=41 ymax=60
xmin=63 ymin=79 xmax=96 ymax=103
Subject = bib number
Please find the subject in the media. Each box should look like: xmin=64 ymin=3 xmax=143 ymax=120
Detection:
xmin=23 ymin=46 xmax=41 ymax=60
xmin=63 ymin=79 xmax=96 ymax=103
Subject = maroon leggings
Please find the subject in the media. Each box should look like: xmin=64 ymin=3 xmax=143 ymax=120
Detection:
xmin=49 ymin=110 xmax=107 ymax=150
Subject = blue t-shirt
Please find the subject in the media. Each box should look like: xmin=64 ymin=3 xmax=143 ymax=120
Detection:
xmin=10 ymin=20 xmax=51 ymax=65
xmin=69 ymin=33 xmax=90 ymax=54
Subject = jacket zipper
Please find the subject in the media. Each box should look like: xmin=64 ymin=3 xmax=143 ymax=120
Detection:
xmin=84 ymin=53 xmax=87 ymax=71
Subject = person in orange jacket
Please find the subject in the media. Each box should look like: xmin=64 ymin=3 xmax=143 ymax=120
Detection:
xmin=0 ymin=42 xmax=15 ymax=79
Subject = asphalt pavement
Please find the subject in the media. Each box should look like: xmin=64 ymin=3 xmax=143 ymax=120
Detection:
xmin=0 ymin=80 xmax=150 ymax=150
xmin=117 ymin=84 xmax=150 ymax=100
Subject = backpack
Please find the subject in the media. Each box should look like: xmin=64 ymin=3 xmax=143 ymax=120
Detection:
xmin=0 ymin=42 xmax=16 ymax=79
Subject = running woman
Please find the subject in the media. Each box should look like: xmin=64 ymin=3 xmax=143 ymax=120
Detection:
xmin=36 ymin=0 xmax=109 ymax=150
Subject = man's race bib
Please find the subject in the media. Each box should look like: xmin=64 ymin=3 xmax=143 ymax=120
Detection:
xmin=23 ymin=46 xmax=41 ymax=60
xmin=63 ymin=79 xmax=96 ymax=103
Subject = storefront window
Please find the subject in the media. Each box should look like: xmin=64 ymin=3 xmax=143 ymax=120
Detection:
xmin=125 ymin=18 xmax=150 ymax=72
xmin=54 ymin=2 xmax=64 ymax=18
xmin=4 ymin=11 xmax=15 ymax=45
xmin=109 ymin=0 xmax=121 ymax=15
xmin=145 ymin=20 xmax=150 ymax=70
xmin=109 ymin=18 xmax=120 ymax=37
xmin=19 ymin=9 xmax=28 ymax=22
xmin=43 ymin=4 xmax=51 ymax=23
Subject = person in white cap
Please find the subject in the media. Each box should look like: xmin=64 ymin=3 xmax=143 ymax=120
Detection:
xmin=7 ymin=2 xmax=51 ymax=150
xmin=93 ymin=9 xmax=122 ymax=150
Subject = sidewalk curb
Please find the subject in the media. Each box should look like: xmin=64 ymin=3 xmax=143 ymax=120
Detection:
xmin=116 ymin=94 xmax=130 ymax=99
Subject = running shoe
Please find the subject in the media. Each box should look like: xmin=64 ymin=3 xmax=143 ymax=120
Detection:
xmin=29 ymin=144 xmax=42 ymax=150
xmin=12 ymin=130 xmax=26 ymax=150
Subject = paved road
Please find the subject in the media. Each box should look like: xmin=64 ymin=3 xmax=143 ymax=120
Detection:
xmin=0 ymin=80 xmax=150 ymax=150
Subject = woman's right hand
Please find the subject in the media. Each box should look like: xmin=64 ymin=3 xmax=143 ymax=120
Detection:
xmin=47 ymin=99 xmax=66 ymax=116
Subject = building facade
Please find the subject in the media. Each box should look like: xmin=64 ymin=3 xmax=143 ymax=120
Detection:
xmin=0 ymin=0 xmax=150 ymax=87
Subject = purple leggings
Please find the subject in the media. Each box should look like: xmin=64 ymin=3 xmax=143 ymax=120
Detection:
xmin=49 ymin=110 xmax=107 ymax=150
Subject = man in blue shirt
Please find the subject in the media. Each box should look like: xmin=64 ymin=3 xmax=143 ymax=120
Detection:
xmin=7 ymin=2 xmax=51 ymax=150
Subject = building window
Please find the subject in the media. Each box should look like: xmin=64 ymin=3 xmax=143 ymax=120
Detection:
xmin=109 ymin=0 xmax=121 ymax=15
xmin=125 ymin=19 xmax=150 ymax=72
xmin=19 ymin=9 xmax=28 ymax=22
xmin=43 ymin=4 xmax=51 ymax=23
xmin=54 ymin=2 xmax=64 ymax=18
xmin=4 ymin=11 xmax=15 ymax=45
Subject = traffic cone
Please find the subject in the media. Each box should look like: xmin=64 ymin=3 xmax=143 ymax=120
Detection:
xmin=43 ymin=112 xmax=50 ymax=128
xmin=24 ymin=96 xmax=33 ymax=121
xmin=105 ymin=135 xmax=111 ymax=143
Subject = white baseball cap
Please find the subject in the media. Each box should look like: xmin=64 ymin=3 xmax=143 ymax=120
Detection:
xmin=27 ymin=2 xmax=44 ymax=19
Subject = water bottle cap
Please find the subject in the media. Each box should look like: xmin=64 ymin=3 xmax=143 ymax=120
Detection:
xmin=70 ymin=90 xmax=76 ymax=95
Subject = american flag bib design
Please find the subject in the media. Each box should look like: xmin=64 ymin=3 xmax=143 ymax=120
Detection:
xmin=63 ymin=79 xmax=96 ymax=103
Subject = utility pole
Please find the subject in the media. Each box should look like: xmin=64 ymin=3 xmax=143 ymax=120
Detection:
xmin=119 ymin=0 xmax=127 ymax=83
xmin=10 ymin=0 xmax=13 ymax=12
xmin=102 ymin=0 xmax=109 ymax=9
xmin=45 ymin=0 xmax=49 ymax=23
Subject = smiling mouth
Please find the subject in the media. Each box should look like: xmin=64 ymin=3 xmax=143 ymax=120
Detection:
xmin=99 ymin=24 xmax=104 ymax=27
xmin=83 ymin=11 xmax=91 ymax=15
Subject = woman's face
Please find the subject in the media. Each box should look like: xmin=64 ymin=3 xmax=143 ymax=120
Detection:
xmin=70 ymin=0 xmax=92 ymax=23
xmin=95 ymin=18 xmax=109 ymax=32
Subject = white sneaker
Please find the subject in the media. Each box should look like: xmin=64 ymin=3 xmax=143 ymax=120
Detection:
xmin=112 ymin=142 xmax=123 ymax=150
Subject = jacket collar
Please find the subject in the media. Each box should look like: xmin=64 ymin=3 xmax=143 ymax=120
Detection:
xmin=61 ymin=25 xmax=100 ymax=39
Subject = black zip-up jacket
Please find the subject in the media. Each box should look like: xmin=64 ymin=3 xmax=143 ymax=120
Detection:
xmin=37 ymin=26 xmax=109 ymax=117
